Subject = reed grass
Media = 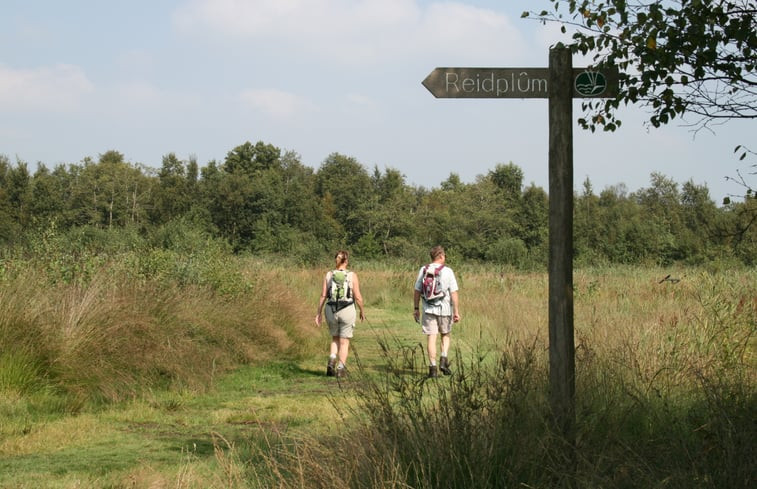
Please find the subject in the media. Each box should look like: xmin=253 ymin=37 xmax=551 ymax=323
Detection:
xmin=0 ymin=250 xmax=753 ymax=488
xmin=249 ymin=266 xmax=756 ymax=489
xmin=0 ymin=253 xmax=320 ymax=412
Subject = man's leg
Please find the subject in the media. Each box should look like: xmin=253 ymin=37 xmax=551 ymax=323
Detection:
xmin=439 ymin=333 xmax=452 ymax=375
xmin=427 ymin=333 xmax=437 ymax=365
xmin=426 ymin=333 xmax=439 ymax=378
xmin=440 ymin=333 xmax=451 ymax=357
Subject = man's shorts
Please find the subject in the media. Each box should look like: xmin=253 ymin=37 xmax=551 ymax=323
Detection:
xmin=421 ymin=313 xmax=453 ymax=335
xmin=325 ymin=304 xmax=356 ymax=338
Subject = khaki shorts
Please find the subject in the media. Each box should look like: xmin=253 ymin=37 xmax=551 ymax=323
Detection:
xmin=421 ymin=313 xmax=453 ymax=335
xmin=325 ymin=304 xmax=356 ymax=338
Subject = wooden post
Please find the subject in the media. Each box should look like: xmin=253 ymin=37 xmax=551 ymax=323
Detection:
xmin=422 ymin=50 xmax=620 ymax=487
xmin=548 ymin=46 xmax=575 ymax=446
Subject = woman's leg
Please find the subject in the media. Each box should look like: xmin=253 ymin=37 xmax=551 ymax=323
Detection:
xmin=338 ymin=337 xmax=350 ymax=366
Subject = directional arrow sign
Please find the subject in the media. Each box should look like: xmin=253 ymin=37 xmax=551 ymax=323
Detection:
xmin=422 ymin=67 xmax=619 ymax=99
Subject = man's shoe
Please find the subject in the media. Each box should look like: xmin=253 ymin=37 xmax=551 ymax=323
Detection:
xmin=336 ymin=366 xmax=347 ymax=378
xmin=428 ymin=365 xmax=439 ymax=378
xmin=326 ymin=358 xmax=336 ymax=377
xmin=439 ymin=356 xmax=452 ymax=375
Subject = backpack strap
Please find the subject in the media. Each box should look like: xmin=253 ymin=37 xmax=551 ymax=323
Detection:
xmin=345 ymin=270 xmax=352 ymax=299
xmin=326 ymin=270 xmax=334 ymax=301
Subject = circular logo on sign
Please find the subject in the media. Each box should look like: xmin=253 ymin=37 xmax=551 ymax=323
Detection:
xmin=575 ymin=71 xmax=607 ymax=96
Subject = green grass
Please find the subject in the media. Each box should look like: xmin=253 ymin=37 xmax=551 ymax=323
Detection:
xmin=0 ymin=256 xmax=754 ymax=488
xmin=0 ymin=359 xmax=345 ymax=488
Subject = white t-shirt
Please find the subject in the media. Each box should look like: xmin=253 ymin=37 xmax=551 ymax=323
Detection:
xmin=414 ymin=263 xmax=458 ymax=316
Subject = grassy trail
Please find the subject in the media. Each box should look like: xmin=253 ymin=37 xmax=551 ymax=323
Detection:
xmin=2 ymin=265 xmax=754 ymax=488
xmin=0 ymin=300 xmax=421 ymax=488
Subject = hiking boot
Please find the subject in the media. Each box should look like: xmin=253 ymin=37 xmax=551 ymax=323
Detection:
xmin=326 ymin=358 xmax=336 ymax=377
xmin=336 ymin=366 xmax=347 ymax=379
xmin=427 ymin=365 xmax=439 ymax=378
xmin=439 ymin=356 xmax=452 ymax=375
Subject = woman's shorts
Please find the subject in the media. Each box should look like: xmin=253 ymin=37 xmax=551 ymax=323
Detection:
xmin=325 ymin=304 xmax=356 ymax=338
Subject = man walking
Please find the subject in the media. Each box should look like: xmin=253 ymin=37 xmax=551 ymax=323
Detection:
xmin=413 ymin=245 xmax=460 ymax=378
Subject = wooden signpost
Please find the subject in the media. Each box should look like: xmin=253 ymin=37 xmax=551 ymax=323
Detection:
xmin=422 ymin=65 xmax=618 ymax=99
xmin=423 ymin=47 xmax=618 ymax=450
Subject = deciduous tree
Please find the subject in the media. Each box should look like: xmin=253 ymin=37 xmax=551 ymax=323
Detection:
xmin=524 ymin=1 xmax=757 ymax=132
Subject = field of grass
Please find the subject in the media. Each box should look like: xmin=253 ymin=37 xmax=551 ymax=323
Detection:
xmin=0 ymin=253 xmax=754 ymax=488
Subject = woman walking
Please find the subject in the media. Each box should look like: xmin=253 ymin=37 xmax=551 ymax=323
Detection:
xmin=315 ymin=250 xmax=365 ymax=378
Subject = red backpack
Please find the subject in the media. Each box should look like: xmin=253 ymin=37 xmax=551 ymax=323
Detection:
xmin=421 ymin=264 xmax=445 ymax=304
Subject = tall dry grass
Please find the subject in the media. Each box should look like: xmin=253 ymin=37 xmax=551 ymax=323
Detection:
xmin=249 ymin=265 xmax=756 ymax=489
xmin=1 ymin=250 xmax=753 ymax=488
xmin=0 ymin=253 xmax=320 ymax=411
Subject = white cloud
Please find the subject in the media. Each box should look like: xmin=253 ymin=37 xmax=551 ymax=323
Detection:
xmin=173 ymin=0 xmax=419 ymax=38
xmin=115 ymin=81 xmax=163 ymax=104
xmin=173 ymin=0 xmax=525 ymax=64
xmin=115 ymin=49 xmax=156 ymax=75
xmin=416 ymin=2 xmax=523 ymax=59
xmin=345 ymin=93 xmax=375 ymax=107
xmin=0 ymin=63 xmax=94 ymax=112
xmin=239 ymin=88 xmax=316 ymax=120
xmin=93 ymin=81 xmax=202 ymax=115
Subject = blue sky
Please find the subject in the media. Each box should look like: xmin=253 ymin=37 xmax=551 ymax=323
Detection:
xmin=1 ymin=0 xmax=752 ymax=202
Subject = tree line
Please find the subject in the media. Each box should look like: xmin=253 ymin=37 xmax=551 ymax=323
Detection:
xmin=1 ymin=141 xmax=754 ymax=267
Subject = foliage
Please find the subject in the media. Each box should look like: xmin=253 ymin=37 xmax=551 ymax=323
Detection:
xmin=0 ymin=138 xmax=755 ymax=266
xmin=524 ymin=1 xmax=757 ymax=132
